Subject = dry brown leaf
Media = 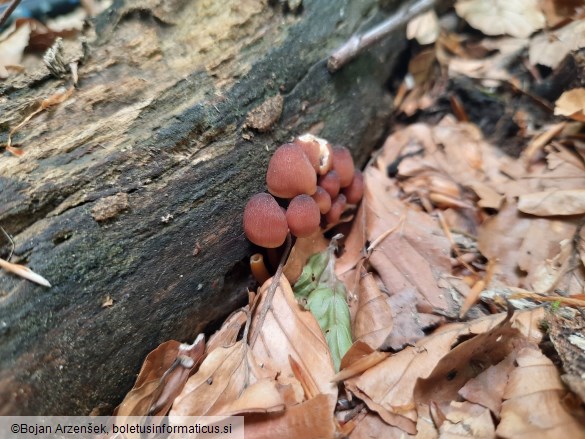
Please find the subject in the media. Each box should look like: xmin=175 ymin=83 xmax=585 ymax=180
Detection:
xmin=439 ymin=401 xmax=496 ymax=438
xmin=455 ymin=0 xmax=545 ymax=38
xmin=477 ymin=202 xmax=576 ymax=288
xmin=206 ymin=308 xmax=248 ymax=353
xmin=116 ymin=336 xmax=205 ymax=417
xmin=555 ymin=88 xmax=585 ymax=122
xmin=349 ymin=412 xmax=413 ymax=439
xmin=529 ymin=238 xmax=580 ymax=293
xmin=406 ymin=10 xmax=440 ymax=45
xmin=413 ymin=311 xmax=531 ymax=405
xmin=334 ymin=341 xmax=389 ymax=383
xmin=283 ymin=230 xmax=329 ymax=284
xmin=217 ymin=378 xmax=286 ymax=415
xmin=244 ymin=393 xmax=337 ymax=439
xmin=496 ymin=346 xmax=585 ymax=438
xmin=522 ymin=122 xmax=567 ymax=165
xmin=344 ymin=309 xmax=543 ymax=432
xmin=170 ymin=340 xmax=275 ymax=417
xmin=458 ymin=352 xmax=517 ymax=417
xmin=518 ymin=189 xmax=585 ymax=216
xmin=529 ymin=20 xmax=585 ymax=68
xmin=353 ymin=272 xmax=393 ymax=349
xmin=541 ymin=0 xmax=583 ymax=25
xmin=0 ymin=22 xmax=31 ymax=78
xmin=249 ymin=276 xmax=338 ymax=400
xmin=363 ymin=166 xmax=454 ymax=313
xmin=384 ymin=288 xmax=444 ymax=350
xmin=448 ymin=37 xmax=529 ymax=83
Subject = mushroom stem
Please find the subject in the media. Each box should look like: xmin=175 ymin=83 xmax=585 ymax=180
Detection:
xmin=250 ymin=253 xmax=271 ymax=285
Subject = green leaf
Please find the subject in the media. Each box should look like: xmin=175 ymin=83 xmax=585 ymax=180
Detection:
xmin=306 ymin=282 xmax=352 ymax=372
xmin=293 ymin=250 xmax=330 ymax=298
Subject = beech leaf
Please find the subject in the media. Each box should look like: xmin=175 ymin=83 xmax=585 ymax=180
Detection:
xmin=455 ymin=0 xmax=545 ymax=38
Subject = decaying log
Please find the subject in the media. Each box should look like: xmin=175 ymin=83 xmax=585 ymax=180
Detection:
xmin=0 ymin=0 xmax=407 ymax=414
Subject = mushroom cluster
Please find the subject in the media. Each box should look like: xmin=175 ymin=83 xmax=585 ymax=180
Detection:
xmin=243 ymin=134 xmax=364 ymax=248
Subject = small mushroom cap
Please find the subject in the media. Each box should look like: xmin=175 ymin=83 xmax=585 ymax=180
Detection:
xmin=266 ymin=143 xmax=317 ymax=198
xmin=294 ymin=134 xmax=334 ymax=175
xmin=325 ymin=193 xmax=347 ymax=225
xmin=243 ymin=193 xmax=288 ymax=248
xmin=311 ymin=186 xmax=332 ymax=214
xmin=332 ymin=146 xmax=355 ymax=188
xmin=318 ymin=170 xmax=341 ymax=199
xmin=286 ymin=194 xmax=321 ymax=238
xmin=342 ymin=170 xmax=364 ymax=204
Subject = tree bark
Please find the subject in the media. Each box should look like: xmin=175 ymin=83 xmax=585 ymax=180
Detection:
xmin=0 ymin=0 xmax=406 ymax=414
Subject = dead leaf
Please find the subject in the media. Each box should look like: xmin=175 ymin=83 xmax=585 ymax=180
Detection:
xmin=413 ymin=311 xmax=531 ymax=405
xmin=349 ymin=412 xmax=412 ymax=439
xmin=477 ymin=202 xmax=576 ymax=288
xmin=206 ymin=308 xmax=248 ymax=353
xmin=406 ymin=10 xmax=440 ymax=45
xmin=458 ymin=352 xmax=517 ymax=416
xmin=344 ymin=309 xmax=543 ymax=432
xmin=249 ymin=276 xmax=338 ymax=399
xmin=496 ymin=346 xmax=584 ymax=438
xmin=333 ymin=342 xmax=389 ymax=383
xmin=384 ymin=288 xmax=444 ymax=350
xmin=170 ymin=340 xmax=275 ymax=417
xmin=439 ymin=401 xmax=496 ymax=438
xmin=245 ymin=394 xmax=337 ymax=439
xmin=353 ymin=272 xmax=393 ymax=350
xmin=101 ymin=295 xmax=114 ymax=308
xmin=283 ymin=230 xmax=329 ymax=286
xmin=0 ymin=22 xmax=31 ymax=78
xmin=540 ymin=0 xmax=583 ymax=26
xmin=455 ymin=0 xmax=545 ymax=38
xmin=555 ymin=88 xmax=585 ymax=122
xmin=217 ymin=378 xmax=286 ymax=415
xmin=363 ymin=166 xmax=454 ymax=313
xmin=529 ymin=20 xmax=585 ymax=68
xmin=518 ymin=189 xmax=585 ymax=216
xmin=116 ymin=336 xmax=205 ymax=417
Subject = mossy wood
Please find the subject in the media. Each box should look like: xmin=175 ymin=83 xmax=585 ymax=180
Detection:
xmin=0 ymin=0 xmax=406 ymax=414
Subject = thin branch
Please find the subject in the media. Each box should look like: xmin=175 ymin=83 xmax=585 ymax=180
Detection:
xmin=0 ymin=226 xmax=14 ymax=261
xmin=0 ymin=0 xmax=22 ymax=29
xmin=249 ymin=234 xmax=292 ymax=348
xmin=328 ymin=0 xmax=436 ymax=72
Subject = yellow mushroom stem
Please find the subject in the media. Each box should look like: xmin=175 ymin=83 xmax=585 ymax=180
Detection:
xmin=250 ymin=253 xmax=270 ymax=285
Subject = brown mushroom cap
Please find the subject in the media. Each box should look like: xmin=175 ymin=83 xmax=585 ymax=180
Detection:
xmin=266 ymin=143 xmax=317 ymax=198
xmin=311 ymin=186 xmax=332 ymax=214
xmin=342 ymin=170 xmax=364 ymax=204
xmin=294 ymin=134 xmax=334 ymax=175
xmin=243 ymin=193 xmax=288 ymax=248
xmin=332 ymin=146 xmax=355 ymax=187
xmin=325 ymin=193 xmax=347 ymax=225
xmin=318 ymin=170 xmax=341 ymax=199
xmin=286 ymin=194 xmax=321 ymax=238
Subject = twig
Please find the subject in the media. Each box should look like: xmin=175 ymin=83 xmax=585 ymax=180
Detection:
xmin=437 ymin=211 xmax=477 ymax=274
xmin=0 ymin=0 xmax=22 ymax=29
xmin=0 ymin=226 xmax=14 ymax=261
xmin=249 ymin=234 xmax=292 ymax=347
xmin=328 ymin=0 xmax=436 ymax=72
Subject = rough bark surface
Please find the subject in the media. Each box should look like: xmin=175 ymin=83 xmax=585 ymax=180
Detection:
xmin=0 ymin=0 xmax=406 ymax=414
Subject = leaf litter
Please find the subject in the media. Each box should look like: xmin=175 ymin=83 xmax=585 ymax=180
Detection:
xmin=114 ymin=2 xmax=585 ymax=437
